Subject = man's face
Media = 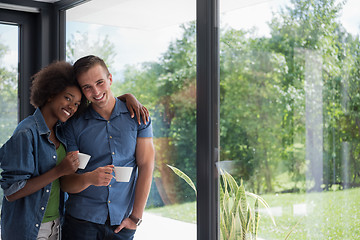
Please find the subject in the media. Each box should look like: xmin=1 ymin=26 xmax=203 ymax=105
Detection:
xmin=77 ymin=64 xmax=113 ymax=110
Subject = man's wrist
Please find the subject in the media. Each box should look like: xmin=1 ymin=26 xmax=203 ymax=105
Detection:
xmin=129 ymin=214 xmax=142 ymax=226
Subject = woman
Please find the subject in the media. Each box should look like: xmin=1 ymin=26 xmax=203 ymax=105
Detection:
xmin=0 ymin=61 xmax=147 ymax=240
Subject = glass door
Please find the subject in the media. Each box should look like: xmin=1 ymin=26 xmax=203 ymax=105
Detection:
xmin=219 ymin=0 xmax=360 ymax=239
xmin=66 ymin=1 xmax=197 ymax=239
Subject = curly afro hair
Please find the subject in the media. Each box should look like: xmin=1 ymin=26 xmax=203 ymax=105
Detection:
xmin=30 ymin=61 xmax=87 ymax=114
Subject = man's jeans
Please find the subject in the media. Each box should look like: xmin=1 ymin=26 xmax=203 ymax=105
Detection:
xmin=62 ymin=214 xmax=136 ymax=240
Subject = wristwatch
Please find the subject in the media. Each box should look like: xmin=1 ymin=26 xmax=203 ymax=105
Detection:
xmin=129 ymin=214 xmax=142 ymax=226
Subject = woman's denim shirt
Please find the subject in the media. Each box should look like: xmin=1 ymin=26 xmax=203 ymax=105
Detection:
xmin=0 ymin=108 xmax=67 ymax=240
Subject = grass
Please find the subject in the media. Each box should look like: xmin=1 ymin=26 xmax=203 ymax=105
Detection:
xmin=145 ymin=187 xmax=360 ymax=239
xmin=147 ymin=201 xmax=196 ymax=224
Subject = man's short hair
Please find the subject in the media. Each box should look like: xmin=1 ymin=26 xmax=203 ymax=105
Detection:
xmin=73 ymin=55 xmax=110 ymax=79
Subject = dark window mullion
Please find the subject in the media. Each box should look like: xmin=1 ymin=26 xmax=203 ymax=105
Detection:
xmin=196 ymin=0 xmax=220 ymax=239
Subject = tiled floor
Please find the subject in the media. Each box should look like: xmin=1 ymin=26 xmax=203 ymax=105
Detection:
xmin=0 ymin=212 xmax=196 ymax=239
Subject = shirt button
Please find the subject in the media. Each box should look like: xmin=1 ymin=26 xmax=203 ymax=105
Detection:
xmin=41 ymin=207 xmax=45 ymax=210
xmin=109 ymin=185 xmax=112 ymax=188
xmin=53 ymin=155 xmax=56 ymax=159
xmin=109 ymin=136 xmax=112 ymax=139
xmin=35 ymin=224 xmax=39 ymax=227
xmin=108 ymin=121 xmax=110 ymax=123
xmin=112 ymin=152 xmax=115 ymax=155
xmin=46 ymin=190 xmax=50 ymax=193
xmin=108 ymin=200 xmax=111 ymax=203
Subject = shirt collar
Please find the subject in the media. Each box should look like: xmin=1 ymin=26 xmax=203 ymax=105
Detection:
xmin=33 ymin=108 xmax=50 ymax=135
xmin=83 ymin=98 xmax=129 ymax=120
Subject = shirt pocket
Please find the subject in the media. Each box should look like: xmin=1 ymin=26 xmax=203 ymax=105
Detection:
xmin=112 ymin=130 xmax=137 ymax=165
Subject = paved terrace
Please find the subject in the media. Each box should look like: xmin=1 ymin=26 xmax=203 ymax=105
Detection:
xmin=135 ymin=212 xmax=196 ymax=239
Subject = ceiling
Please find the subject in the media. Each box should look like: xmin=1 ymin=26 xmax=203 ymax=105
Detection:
xmin=33 ymin=0 xmax=60 ymax=2
xmin=65 ymin=0 xmax=271 ymax=31
xmin=1 ymin=0 xmax=274 ymax=31
xmin=66 ymin=0 xmax=196 ymax=31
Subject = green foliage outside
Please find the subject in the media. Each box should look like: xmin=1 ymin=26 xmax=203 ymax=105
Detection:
xmin=168 ymin=165 xmax=276 ymax=240
xmin=259 ymin=188 xmax=360 ymax=239
xmin=0 ymin=37 xmax=17 ymax=147
xmin=147 ymin=187 xmax=360 ymax=239
xmin=147 ymin=201 xmax=196 ymax=223
xmin=113 ymin=0 xmax=360 ymax=200
xmin=66 ymin=31 xmax=117 ymax=72
xmin=112 ymin=22 xmax=197 ymax=203
xmin=1 ymin=0 xmax=359 ymax=238
xmin=114 ymin=0 xmax=360 ymax=237
xmin=1 ymin=0 xmax=359 ymax=197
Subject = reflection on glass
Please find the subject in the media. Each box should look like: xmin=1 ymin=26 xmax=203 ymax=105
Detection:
xmin=220 ymin=0 xmax=360 ymax=239
xmin=66 ymin=1 xmax=196 ymax=239
xmin=0 ymin=24 xmax=18 ymax=147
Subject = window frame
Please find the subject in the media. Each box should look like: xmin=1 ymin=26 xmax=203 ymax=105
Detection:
xmin=0 ymin=8 xmax=38 ymax=121
xmin=0 ymin=0 xmax=221 ymax=239
xmin=60 ymin=0 xmax=221 ymax=239
xmin=196 ymin=0 xmax=220 ymax=239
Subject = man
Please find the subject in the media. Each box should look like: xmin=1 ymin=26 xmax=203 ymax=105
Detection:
xmin=60 ymin=55 xmax=155 ymax=240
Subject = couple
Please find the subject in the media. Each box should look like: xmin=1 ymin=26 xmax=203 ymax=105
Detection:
xmin=0 ymin=55 xmax=155 ymax=240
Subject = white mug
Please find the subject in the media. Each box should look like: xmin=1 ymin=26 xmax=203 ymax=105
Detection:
xmin=113 ymin=166 xmax=133 ymax=182
xmin=77 ymin=153 xmax=91 ymax=169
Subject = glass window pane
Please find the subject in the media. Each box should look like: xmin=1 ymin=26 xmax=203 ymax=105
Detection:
xmin=220 ymin=0 xmax=360 ymax=239
xmin=0 ymin=23 xmax=18 ymax=210
xmin=66 ymin=1 xmax=196 ymax=239
xmin=0 ymin=24 xmax=18 ymax=147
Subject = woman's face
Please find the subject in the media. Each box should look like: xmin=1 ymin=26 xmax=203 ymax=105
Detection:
xmin=46 ymin=85 xmax=82 ymax=123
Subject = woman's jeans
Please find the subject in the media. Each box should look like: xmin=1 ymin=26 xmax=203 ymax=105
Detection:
xmin=37 ymin=218 xmax=60 ymax=240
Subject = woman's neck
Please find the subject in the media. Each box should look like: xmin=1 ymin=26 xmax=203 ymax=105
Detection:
xmin=40 ymin=107 xmax=60 ymax=148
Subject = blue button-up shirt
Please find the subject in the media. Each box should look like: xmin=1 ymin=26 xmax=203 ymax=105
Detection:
xmin=0 ymin=108 xmax=67 ymax=240
xmin=64 ymin=98 xmax=153 ymax=225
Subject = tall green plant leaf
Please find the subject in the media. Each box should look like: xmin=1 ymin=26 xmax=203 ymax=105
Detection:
xmin=167 ymin=165 xmax=197 ymax=194
xmin=239 ymin=180 xmax=248 ymax=223
xmin=168 ymin=167 xmax=276 ymax=240
xmin=220 ymin=215 xmax=228 ymax=240
xmin=253 ymin=198 xmax=259 ymax=238
xmin=222 ymin=191 xmax=231 ymax=229
xmin=246 ymin=208 xmax=251 ymax=232
xmin=229 ymin=215 xmax=236 ymax=240
xmin=284 ymin=216 xmax=304 ymax=240
xmin=246 ymin=192 xmax=276 ymax=226
xmin=221 ymin=170 xmax=239 ymax=194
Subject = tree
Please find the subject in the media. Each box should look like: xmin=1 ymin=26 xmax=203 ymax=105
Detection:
xmin=66 ymin=31 xmax=116 ymax=71
xmin=0 ymin=40 xmax=17 ymax=146
xmin=267 ymin=0 xmax=360 ymax=191
xmin=114 ymin=22 xmax=197 ymax=203
xmin=104 ymin=0 xmax=360 ymax=198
